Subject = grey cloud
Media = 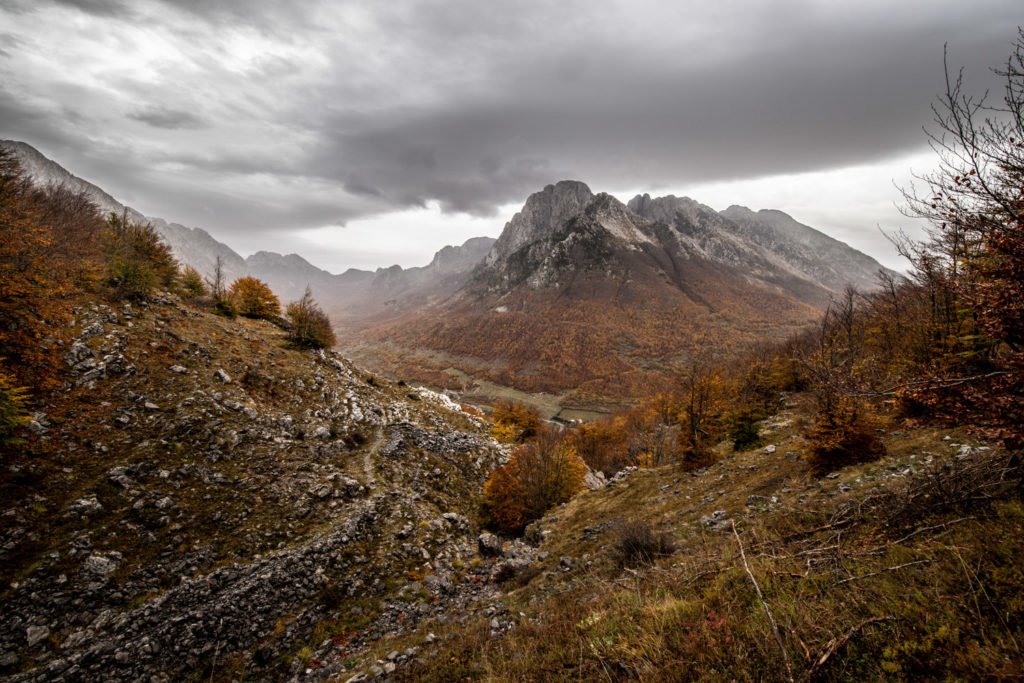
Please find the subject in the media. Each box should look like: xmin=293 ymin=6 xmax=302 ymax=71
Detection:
xmin=0 ymin=89 xmax=76 ymax=152
xmin=128 ymin=106 xmax=206 ymax=130
xmin=46 ymin=0 xmax=133 ymax=17
xmin=0 ymin=0 xmax=1020 ymax=257
xmin=299 ymin=9 xmax=1011 ymax=217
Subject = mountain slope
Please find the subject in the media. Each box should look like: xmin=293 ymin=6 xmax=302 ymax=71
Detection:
xmin=349 ymin=181 xmax=880 ymax=408
xmin=390 ymin=408 xmax=1021 ymax=682
xmin=718 ymin=203 xmax=889 ymax=293
xmin=0 ymin=292 xmax=508 ymax=681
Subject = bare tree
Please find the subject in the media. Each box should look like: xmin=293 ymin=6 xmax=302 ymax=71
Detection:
xmin=207 ymin=255 xmax=227 ymax=300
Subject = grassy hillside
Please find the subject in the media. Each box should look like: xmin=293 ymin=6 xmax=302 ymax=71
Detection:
xmin=342 ymin=398 xmax=1024 ymax=681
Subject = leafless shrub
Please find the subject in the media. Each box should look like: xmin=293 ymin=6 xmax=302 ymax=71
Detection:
xmin=882 ymin=448 xmax=1020 ymax=529
xmin=613 ymin=518 xmax=676 ymax=567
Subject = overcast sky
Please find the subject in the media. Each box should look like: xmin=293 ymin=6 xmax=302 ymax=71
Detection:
xmin=0 ymin=1 xmax=1018 ymax=271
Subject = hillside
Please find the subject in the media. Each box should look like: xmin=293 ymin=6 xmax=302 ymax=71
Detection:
xmin=346 ymin=182 xmax=891 ymax=412
xmin=4 ymin=291 xmax=1020 ymax=682
xmin=386 ymin=402 xmax=1024 ymax=681
xmin=0 ymin=292 xmax=513 ymax=681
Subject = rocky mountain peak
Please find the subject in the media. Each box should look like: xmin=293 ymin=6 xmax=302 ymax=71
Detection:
xmin=483 ymin=180 xmax=594 ymax=266
xmin=627 ymin=193 xmax=710 ymax=226
xmin=585 ymin=192 xmax=655 ymax=246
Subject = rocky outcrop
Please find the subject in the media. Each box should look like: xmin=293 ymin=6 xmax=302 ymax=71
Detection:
xmin=483 ymin=180 xmax=594 ymax=267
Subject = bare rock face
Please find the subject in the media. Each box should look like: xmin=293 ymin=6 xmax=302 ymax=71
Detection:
xmin=484 ymin=180 xmax=594 ymax=268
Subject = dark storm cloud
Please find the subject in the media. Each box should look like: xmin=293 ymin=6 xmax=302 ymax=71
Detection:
xmin=43 ymin=0 xmax=133 ymax=17
xmin=0 ymin=89 xmax=74 ymax=150
xmin=0 ymin=0 xmax=1019 ymax=252
xmin=298 ymin=3 xmax=1014 ymax=217
xmin=128 ymin=106 xmax=206 ymax=130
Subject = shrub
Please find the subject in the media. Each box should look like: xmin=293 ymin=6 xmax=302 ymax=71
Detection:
xmin=612 ymin=518 xmax=676 ymax=567
xmin=285 ymin=287 xmax=336 ymax=349
xmin=0 ymin=366 xmax=29 ymax=446
xmin=214 ymin=296 xmax=237 ymax=318
xmin=228 ymin=276 xmax=280 ymax=319
xmin=805 ymin=397 xmax=886 ymax=473
xmin=727 ymin=407 xmax=763 ymax=451
xmin=179 ymin=265 xmax=207 ymax=298
xmin=483 ymin=429 xmax=586 ymax=534
xmin=104 ymin=213 xmax=177 ymax=300
xmin=490 ymin=401 xmax=542 ymax=444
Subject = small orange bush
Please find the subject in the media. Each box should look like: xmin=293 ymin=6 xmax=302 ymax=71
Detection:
xmin=229 ymin=276 xmax=280 ymax=319
xmin=805 ymin=397 xmax=886 ymax=472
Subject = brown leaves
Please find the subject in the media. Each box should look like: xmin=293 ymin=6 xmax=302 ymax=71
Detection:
xmin=0 ymin=149 xmax=105 ymax=389
xmin=228 ymin=276 xmax=281 ymax=319
xmin=483 ymin=428 xmax=586 ymax=534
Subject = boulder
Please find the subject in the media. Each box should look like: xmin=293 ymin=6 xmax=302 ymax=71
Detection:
xmin=478 ymin=532 xmax=503 ymax=557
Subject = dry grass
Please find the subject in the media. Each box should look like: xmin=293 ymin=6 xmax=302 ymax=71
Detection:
xmin=392 ymin=422 xmax=1024 ymax=682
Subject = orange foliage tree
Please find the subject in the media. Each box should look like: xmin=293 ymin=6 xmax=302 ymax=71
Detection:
xmin=0 ymin=150 xmax=105 ymax=389
xmin=229 ymin=276 xmax=281 ymax=319
xmin=490 ymin=400 xmax=542 ymax=444
xmin=483 ymin=428 xmax=586 ymax=534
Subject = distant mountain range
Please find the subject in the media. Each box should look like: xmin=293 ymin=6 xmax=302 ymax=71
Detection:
xmin=0 ymin=140 xmax=494 ymax=307
xmin=350 ymin=180 xmax=896 ymax=408
xmin=3 ymin=140 xmax=895 ymax=410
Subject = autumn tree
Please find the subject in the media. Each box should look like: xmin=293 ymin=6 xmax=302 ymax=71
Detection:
xmin=483 ymin=427 xmax=586 ymax=534
xmin=286 ymin=287 xmax=336 ymax=349
xmin=180 ymin=265 xmax=207 ymax=298
xmin=897 ymin=30 xmax=1024 ymax=446
xmin=490 ymin=401 xmax=542 ymax=444
xmin=229 ymin=276 xmax=280 ymax=319
xmin=35 ymin=183 xmax=106 ymax=287
xmin=0 ymin=150 xmax=106 ymax=389
xmin=569 ymin=417 xmax=631 ymax=474
xmin=104 ymin=213 xmax=178 ymax=300
xmin=676 ymin=353 xmax=724 ymax=468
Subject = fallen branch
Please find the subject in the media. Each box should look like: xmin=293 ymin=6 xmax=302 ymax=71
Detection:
xmin=732 ymin=520 xmax=794 ymax=683
xmin=834 ymin=560 xmax=932 ymax=586
xmin=808 ymin=616 xmax=895 ymax=677
xmin=845 ymin=370 xmax=1010 ymax=397
xmin=890 ymin=516 xmax=974 ymax=545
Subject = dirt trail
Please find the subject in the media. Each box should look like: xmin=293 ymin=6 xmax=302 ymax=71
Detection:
xmin=361 ymin=428 xmax=385 ymax=488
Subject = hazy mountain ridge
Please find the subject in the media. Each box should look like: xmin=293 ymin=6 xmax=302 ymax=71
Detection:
xmin=718 ymin=204 xmax=889 ymax=292
xmin=1 ymin=140 xmax=495 ymax=308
